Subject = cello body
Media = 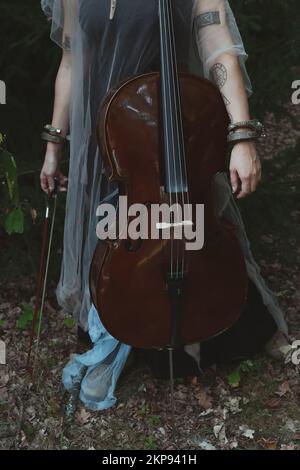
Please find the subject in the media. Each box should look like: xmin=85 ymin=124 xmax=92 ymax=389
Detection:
xmin=90 ymin=72 xmax=248 ymax=349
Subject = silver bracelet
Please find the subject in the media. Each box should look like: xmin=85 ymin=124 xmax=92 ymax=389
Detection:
xmin=41 ymin=124 xmax=66 ymax=144
xmin=41 ymin=132 xmax=65 ymax=144
xmin=227 ymin=129 xmax=259 ymax=145
xmin=228 ymin=119 xmax=266 ymax=137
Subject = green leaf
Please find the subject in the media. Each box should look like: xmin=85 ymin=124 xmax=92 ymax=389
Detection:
xmin=16 ymin=304 xmax=42 ymax=333
xmin=0 ymin=149 xmax=18 ymax=202
xmin=228 ymin=360 xmax=256 ymax=387
xmin=64 ymin=318 xmax=75 ymax=329
xmin=148 ymin=415 xmax=161 ymax=426
xmin=4 ymin=207 xmax=24 ymax=234
xmin=228 ymin=368 xmax=241 ymax=388
xmin=17 ymin=303 xmax=34 ymax=329
xmin=144 ymin=437 xmax=156 ymax=450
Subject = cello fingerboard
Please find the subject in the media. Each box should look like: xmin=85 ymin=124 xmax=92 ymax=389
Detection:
xmin=159 ymin=0 xmax=188 ymax=194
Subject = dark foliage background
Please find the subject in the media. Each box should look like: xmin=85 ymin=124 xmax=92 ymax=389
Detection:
xmin=0 ymin=0 xmax=299 ymax=169
xmin=0 ymin=0 xmax=300 ymax=171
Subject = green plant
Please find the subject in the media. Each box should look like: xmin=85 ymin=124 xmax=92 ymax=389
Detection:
xmin=16 ymin=302 xmax=41 ymax=331
xmin=228 ymin=360 xmax=257 ymax=388
xmin=0 ymin=134 xmax=25 ymax=234
xmin=144 ymin=436 xmax=157 ymax=450
xmin=148 ymin=415 xmax=161 ymax=426
xmin=64 ymin=318 xmax=76 ymax=329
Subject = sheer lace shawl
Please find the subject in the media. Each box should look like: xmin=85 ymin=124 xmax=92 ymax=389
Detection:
xmin=40 ymin=1 xmax=286 ymax=338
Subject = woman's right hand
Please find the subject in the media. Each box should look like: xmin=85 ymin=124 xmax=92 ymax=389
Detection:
xmin=40 ymin=146 xmax=68 ymax=194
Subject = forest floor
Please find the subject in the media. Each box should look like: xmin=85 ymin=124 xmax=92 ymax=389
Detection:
xmin=0 ymin=104 xmax=300 ymax=450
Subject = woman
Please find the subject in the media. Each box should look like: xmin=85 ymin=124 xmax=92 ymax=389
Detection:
xmin=40 ymin=0 xmax=289 ymax=410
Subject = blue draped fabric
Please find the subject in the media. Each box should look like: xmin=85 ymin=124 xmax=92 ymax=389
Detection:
xmin=62 ymin=304 xmax=131 ymax=410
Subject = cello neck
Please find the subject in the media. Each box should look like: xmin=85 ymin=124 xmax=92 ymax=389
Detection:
xmin=158 ymin=0 xmax=188 ymax=194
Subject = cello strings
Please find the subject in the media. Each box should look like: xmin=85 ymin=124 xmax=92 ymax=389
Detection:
xmin=164 ymin=0 xmax=180 ymax=279
xmin=166 ymin=0 xmax=183 ymax=279
xmin=167 ymin=0 xmax=191 ymax=279
xmin=162 ymin=0 xmax=180 ymax=279
xmin=168 ymin=0 xmax=186 ymax=279
xmin=159 ymin=0 xmax=174 ymax=278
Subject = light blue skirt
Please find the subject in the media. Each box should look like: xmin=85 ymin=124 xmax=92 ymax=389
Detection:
xmin=62 ymin=304 xmax=132 ymax=411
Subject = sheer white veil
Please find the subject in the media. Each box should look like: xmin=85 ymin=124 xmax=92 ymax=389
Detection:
xmin=40 ymin=0 xmax=287 ymax=338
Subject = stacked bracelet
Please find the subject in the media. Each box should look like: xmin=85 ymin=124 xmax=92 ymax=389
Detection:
xmin=227 ymin=119 xmax=266 ymax=145
xmin=228 ymin=119 xmax=265 ymax=134
xmin=41 ymin=124 xmax=66 ymax=144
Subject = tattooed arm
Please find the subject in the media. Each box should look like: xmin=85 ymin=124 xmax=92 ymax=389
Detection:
xmin=210 ymin=54 xmax=261 ymax=198
xmin=194 ymin=0 xmax=261 ymax=198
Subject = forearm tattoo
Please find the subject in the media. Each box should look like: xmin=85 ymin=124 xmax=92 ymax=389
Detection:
xmin=195 ymin=11 xmax=221 ymax=29
xmin=210 ymin=63 xmax=227 ymax=89
xmin=221 ymin=94 xmax=232 ymax=122
xmin=221 ymin=94 xmax=230 ymax=107
xmin=210 ymin=64 xmax=232 ymax=121
xmin=62 ymin=34 xmax=71 ymax=51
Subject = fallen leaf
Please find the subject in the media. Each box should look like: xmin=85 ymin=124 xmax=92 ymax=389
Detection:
xmin=283 ymin=419 xmax=300 ymax=433
xmin=214 ymin=423 xmax=228 ymax=445
xmin=260 ymin=438 xmax=278 ymax=450
xmin=194 ymin=387 xmax=213 ymax=410
xmin=279 ymin=344 xmax=292 ymax=356
xmin=198 ymin=440 xmax=216 ymax=450
xmin=229 ymin=440 xmax=238 ymax=449
xmin=280 ymin=443 xmax=295 ymax=450
xmin=265 ymin=398 xmax=281 ymax=409
xmin=224 ymin=397 xmax=242 ymax=414
xmin=276 ymin=381 xmax=291 ymax=397
xmin=190 ymin=376 xmax=199 ymax=386
xmin=199 ymin=408 xmax=213 ymax=417
xmin=75 ymin=408 xmax=91 ymax=425
xmin=239 ymin=425 xmax=255 ymax=440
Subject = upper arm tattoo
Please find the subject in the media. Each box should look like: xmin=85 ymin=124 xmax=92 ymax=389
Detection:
xmin=62 ymin=34 xmax=71 ymax=51
xmin=194 ymin=11 xmax=221 ymax=30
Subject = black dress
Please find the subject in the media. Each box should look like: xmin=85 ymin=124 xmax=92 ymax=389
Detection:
xmin=139 ymin=280 xmax=277 ymax=378
xmin=78 ymin=0 xmax=278 ymax=379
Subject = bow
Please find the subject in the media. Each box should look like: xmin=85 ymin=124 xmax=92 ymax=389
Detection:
xmin=26 ymin=187 xmax=58 ymax=376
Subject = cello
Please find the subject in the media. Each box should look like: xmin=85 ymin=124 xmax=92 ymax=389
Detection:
xmin=90 ymin=0 xmax=247 ymax=385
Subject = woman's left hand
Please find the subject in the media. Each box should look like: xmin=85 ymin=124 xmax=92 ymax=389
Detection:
xmin=229 ymin=140 xmax=261 ymax=199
